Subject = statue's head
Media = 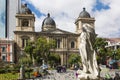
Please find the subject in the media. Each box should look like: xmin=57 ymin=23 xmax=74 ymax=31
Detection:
xmin=82 ymin=24 xmax=95 ymax=33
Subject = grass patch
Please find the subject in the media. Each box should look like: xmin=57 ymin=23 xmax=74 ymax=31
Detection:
xmin=0 ymin=73 xmax=19 ymax=80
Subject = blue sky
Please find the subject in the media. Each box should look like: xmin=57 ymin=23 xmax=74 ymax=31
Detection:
xmin=92 ymin=0 xmax=110 ymax=11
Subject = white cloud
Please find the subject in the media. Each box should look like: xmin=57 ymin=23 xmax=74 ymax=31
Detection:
xmin=95 ymin=0 xmax=120 ymax=38
xmin=23 ymin=0 xmax=120 ymax=38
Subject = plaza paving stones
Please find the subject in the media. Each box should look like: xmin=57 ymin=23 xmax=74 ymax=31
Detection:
xmin=33 ymin=69 xmax=120 ymax=80
xmin=100 ymin=68 xmax=120 ymax=78
xmin=40 ymin=70 xmax=77 ymax=80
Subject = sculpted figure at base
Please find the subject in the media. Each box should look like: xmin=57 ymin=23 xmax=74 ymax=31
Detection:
xmin=77 ymin=24 xmax=99 ymax=79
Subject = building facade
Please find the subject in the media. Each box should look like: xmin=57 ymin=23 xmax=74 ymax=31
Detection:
xmin=14 ymin=5 xmax=95 ymax=65
xmin=0 ymin=38 xmax=15 ymax=62
xmin=106 ymin=38 xmax=120 ymax=50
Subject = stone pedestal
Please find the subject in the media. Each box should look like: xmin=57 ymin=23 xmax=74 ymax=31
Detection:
xmin=77 ymin=70 xmax=99 ymax=80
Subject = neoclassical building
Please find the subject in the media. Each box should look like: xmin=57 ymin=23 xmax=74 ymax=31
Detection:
xmin=14 ymin=4 xmax=95 ymax=65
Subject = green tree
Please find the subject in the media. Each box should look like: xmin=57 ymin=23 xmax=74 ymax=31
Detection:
xmin=33 ymin=37 xmax=56 ymax=64
xmin=24 ymin=41 xmax=34 ymax=62
xmin=116 ymin=48 xmax=120 ymax=60
xmin=48 ymin=53 xmax=60 ymax=68
xmin=94 ymin=38 xmax=108 ymax=50
xmin=19 ymin=56 xmax=32 ymax=66
xmin=68 ymin=53 xmax=81 ymax=67
xmin=94 ymin=37 xmax=108 ymax=64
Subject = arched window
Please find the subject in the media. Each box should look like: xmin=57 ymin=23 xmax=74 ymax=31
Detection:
xmin=21 ymin=36 xmax=29 ymax=48
xmin=22 ymin=19 xmax=29 ymax=26
xmin=22 ymin=38 xmax=28 ymax=48
xmin=71 ymin=41 xmax=75 ymax=48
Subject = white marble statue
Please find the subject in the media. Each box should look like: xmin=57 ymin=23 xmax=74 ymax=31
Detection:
xmin=78 ymin=24 xmax=99 ymax=79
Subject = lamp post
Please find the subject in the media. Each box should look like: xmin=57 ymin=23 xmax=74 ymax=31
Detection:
xmin=19 ymin=50 xmax=25 ymax=79
xmin=32 ymin=44 xmax=35 ymax=66
xmin=113 ymin=50 xmax=116 ymax=60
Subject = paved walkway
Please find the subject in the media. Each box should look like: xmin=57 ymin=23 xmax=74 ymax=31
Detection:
xmin=30 ymin=69 xmax=120 ymax=80
xmin=41 ymin=70 xmax=77 ymax=80
xmin=100 ymin=68 xmax=120 ymax=78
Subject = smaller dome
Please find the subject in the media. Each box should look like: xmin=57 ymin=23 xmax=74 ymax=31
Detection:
xmin=21 ymin=4 xmax=32 ymax=14
xmin=42 ymin=13 xmax=56 ymax=27
xmin=42 ymin=13 xmax=56 ymax=31
xmin=79 ymin=8 xmax=90 ymax=18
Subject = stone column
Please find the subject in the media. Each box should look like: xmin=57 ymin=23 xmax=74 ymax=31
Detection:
xmin=60 ymin=53 xmax=64 ymax=65
xmin=63 ymin=52 xmax=67 ymax=66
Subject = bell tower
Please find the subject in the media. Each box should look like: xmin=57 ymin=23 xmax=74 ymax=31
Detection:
xmin=15 ymin=4 xmax=35 ymax=32
xmin=75 ymin=8 xmax=95 ymax=34
xmin=14 ymin=4 xmax=35 ymax=50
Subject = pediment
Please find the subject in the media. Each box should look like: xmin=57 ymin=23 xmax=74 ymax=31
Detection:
xmin=51 ymin=30 xmax=65 ymax=34
xmin=40 ymin=28 xmax=76 ymax=35
xmin=50 ymin=28 xmax=74 ymax=34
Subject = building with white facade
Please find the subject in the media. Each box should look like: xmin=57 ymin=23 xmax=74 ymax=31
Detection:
xmin=105 ymin=38 xmax=120 ymax=50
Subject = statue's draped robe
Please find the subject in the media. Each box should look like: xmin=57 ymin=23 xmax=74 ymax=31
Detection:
xmin=79 ymin=26 xmax=98 ymax=76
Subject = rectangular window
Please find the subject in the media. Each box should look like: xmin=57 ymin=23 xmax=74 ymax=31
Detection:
xmin=2 ymin=55 xmax=6 ymax=61
xmin=1 ymin=46 xmax=6 ymax=52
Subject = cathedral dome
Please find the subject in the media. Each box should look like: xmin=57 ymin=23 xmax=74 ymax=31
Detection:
xmin=42 ymin=13 xmax=56 ymax=31
xmin=42 ymin=13 xmax=56 ymax=26
xmin=79 ymin=8 xmax=91 ymax=18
